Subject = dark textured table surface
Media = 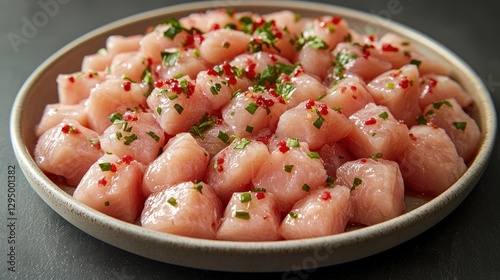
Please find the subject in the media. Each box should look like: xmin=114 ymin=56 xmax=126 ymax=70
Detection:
xmin=1 ymin=0 xmax=499 ymax=279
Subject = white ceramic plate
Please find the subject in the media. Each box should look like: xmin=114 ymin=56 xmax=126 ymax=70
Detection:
xmin=10 ymin=1 xmax=497 ymax=272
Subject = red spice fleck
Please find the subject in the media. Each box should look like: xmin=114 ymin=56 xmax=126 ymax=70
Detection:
xmin=398 ymin=76 xmax=410 ymax=89
xmin=121 ymin=155 xmax=134 ymax=165
xmin=305 ymin=99 xmax=315 ymax=109
xmin=154 ymin=80 xmax=164 ymax=88
xmin=360 ymin=158 xmax=367 ymax=163
xmin=91 ymin=141 xmax=101 ymax=150
xmin=340 ymin=86 xmax=347 ymax=93
xmin=368 ymin=35 xmax=376 ymax=42
xmin=364 ymin=117 xmax=377 ymax=125
xmin=216 ymin=157 xmax=225 ymax=165
xmin=350 ymin=85 xmax=357 ymax=91
xmin=123 ymin=114 xmax=138 ymax=122
xmin=381 ymin=44 xmax=399 ymax=52
xmin=193 ymin=30 xmax=204 ymax=45
xmin=61 ymin=124 xmax=79 ymax=134
xmin=245 ymin=60 xmax=257 ymax=79
xmin=256 ymin=192 xmax=265 ymax=200
xmin=215 ymin=118 xmax=223 ymax=125
xmin=88 ymin=73 xmax=94 ymax=78
xmin=184 ymin=35 xmax=194 ymax=47
xmin=332 ymin=17 xmax=342 ymax=24
xmin=428 ymin=122 xmax=439 ymax=129
xmin=317 ymin=103 xmax=329 ymax=115
xmin=217 ymin=165 xmax=224 ymax=172
xmin=352 ymin=95 xmax=358 ymax=100
xmin=362 ymin=50 xmax=371 ymax=59
xmin=98 ymin=177 xmax=107 ymax=186
xmin=110 ymin=164 xmax=117 ymax=173
xmin=122 ymin=81 xmax=132 ymax=91
xmin=146 ymin=57 xmax=153 ymax=66
xmin=68 ymin=76 xmax=75 ymax=83
xmin=409 ymin=133 xmax=417 ymax=141
xmin=320 ymin=191 xmax=331 ymax=200
xmin=227 ymin=75 xmax=237 ymax=85
xmin=398 ymin=120 xmax=406 ymax=125
xmin=262 ymin=215 xmax=268 ymax=220
xmin=210 ymin=23 xmax=220 ymax=31
xmin=293 ymin=65 xmax=304 ymax=77
xmin=207 ymin=68 xmax=219 ymax=76
xmin=269 ymin=54 xmax=278 ymax=62
xmin=429 ymin=78 xmax=438 ymax=88
xmin=222 ymin=61 xmax=232 ymax=75
xmin=277 ymin=140 xmax=290 ymax=153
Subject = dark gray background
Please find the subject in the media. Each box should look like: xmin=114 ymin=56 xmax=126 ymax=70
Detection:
xmin=1 ymin=0 xmax=499 ymax=279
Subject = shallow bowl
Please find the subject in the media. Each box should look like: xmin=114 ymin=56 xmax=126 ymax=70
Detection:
xmin=10 ymin=0 xmax=497 ymax=272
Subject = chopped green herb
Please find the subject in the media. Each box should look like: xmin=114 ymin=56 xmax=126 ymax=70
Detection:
xmin=108 ymin=112 xmax=123 ymax=124
xmin=123 ymin=134 xmax=138 ymax=145
xmin=192 ymin=184 xmax=203 ymax=194
xmin=433 ymin=100 xmax=453 ymax=109
xmin=453 ymin=121 xmax=467 ymax=131
xmin=167 ymin=197 xmax=177 ymax=206
xmin=174 ymin=103 xmax=184 ymax=114
xmin=251 ymin=188 xmax=267 ymax=193
xmin=245 ymin=125 xmax=254 ymax=133
xmin=351 ymin=177 xmax=362 ymax=191
xmin=334 ymin=51 xmax=357 ymax=77
xmin=295 ymin=35 xmax=329 ymax=51
xmin=301 ymin=184 xmax=311 ymax=192
xmin=378 ymin=111 xmax=389 ymax=119
xmin=162 ymin=18 xmax=185 ymax=39
xmin=371 ymin=153 xmax=383 ymax=160
xmin=286 ymin=137 xmax=300 ymax=148
xmin=234 ymin=210 xmax=250 ymax=220
xmin=326 ymin=176 xmax=336 ymax=188
xmin=313 ymin=113 xmax=325 ymax=129
xmin=234 ymin=138 xmax=251 ymax=149
xmin=245 ymin=102 xmax=259 ymax=115
xmin=104 ymin=201 xmax=110 ymax=206
xmin=115 ymin=132 xmax=123 ymax=140
xmin=217 ymin=131 xmax=231 ymax=143
xmin=410 ymin=59 xmax=422 ymax=67
xmin=146 ymin=131 xmax=160 ymax=142
xmin=239 ymin=16 xmax=254 ymax=34
xmin=416 ymin=115 xmax=428 ymax=125
xmin=161 ymin=51 xmax=181 ymax=66
xmin=289 ymin=212 xmax=298 ymax=219
xmin=308 ymin=152 xmax=321 ymax=159
xmin=210 ymin=83 xmax=222 ymax=95
xmin=386 ymin=82 xmax=395 ymax=89
xmin=284 ymin=165 xmax=294 ymax=173
xmin=156 ymin=107 xmax=162 ymax=115
xmin=99 ymin=162 xmax=112 ymax=172
xmin=240 ymin=193 xmax=252 ymax=203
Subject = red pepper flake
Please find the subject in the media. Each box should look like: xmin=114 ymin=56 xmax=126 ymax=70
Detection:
xmin=368 ymin=35 xmax=376 ymax=42
xmin=350 ymin=85 xmax=357 ymax=91
xmin=110 ymin=164 xmax=117 ymax=172
xmin=320 ymin=191 xmax=331 ymax=200
xmin=121 ymin=155 xmax=134 ymax=165
xmin=398 ymin=76 xmax=410 ymax=89
xmin=409 ymin=133 xmax=417 ymax=141
xmin=269 ymin=54 xmax=278 ymax=62
xmin=360 ymin=158 xmax=367 ymax=163
xmin=227 ymin=75 xmax=237 ymax=85
xmin=305 ymin=99 xmax=315 ymax=109
xmin=340 ymin=86 xmax=347 ymax=93
xmin=332 ymin=17 xmax=342 ymax=24
xmin=364 ymin=117 xmax=377 ymax=125
xmin=277 ymin=140 xmax=290 ymax=153
xmin=88 ymin=73 xmax=94 ymax=78
xmin=98 ymin=177 xmax=107 ymax=186
xmin=216 ymin=157 xmax=224 ymax=165
xmin=362 ymin=50 xmax=370 ymax=59
xmin=184 ymin=35 xmax=194 ymax=47
xmin=352 ymin=95 xmax=358 ymax=100
xmin=245 ymin=59 xmax=257 ymax=79
xmin=428 ymin=122 xmax=439 ymax=129
xmin=210 ymin=23 xmax=220 ymax=31
xmin=429 ymin=78 xmax=438 ymax=88
xmin=382 ymin=44 xmax=399 ymax=52
xmin=61 ymin=124 xmax=80 ymax=134
xmin=123 ymin=114 xmax=138 ymax=122
xmin=256 ymin=192 xmax=265 ymax=200
xmin=122 ymin=81 xmax=132 ymax=91
xmin=147 ymin=57 xmax=153 ymax=66
xmin=398 ymin=120 xmax=406 ymax=125
xmin=217 ymin=165 xmax=224 ymax=172
xmin=317 ymin=103 xmax=329 ymax=115
xmin=215 ymin=118 xmax=223 ymax=125
xmin=207 ymin=68 xmax=219 ymax=76
xmin=68 ymin=76 xmax=75 ymax=83
xmin=154 ymin=80 xmax=164 ymax=88
xmin=193 ymin=29 xmax=204 ymax=45
xmin=293 ymin=65 xmax=304 ymax=77
xmin=216 ymin=157 xmax=224 ymax=172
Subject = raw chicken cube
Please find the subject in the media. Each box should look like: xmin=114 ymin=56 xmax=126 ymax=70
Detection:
xmin=57 ymin=71 xmax=105 ymax=105
xmin=345 ymin=103 xmax=410 ymax=160
xmin=142 ymin=133 xmax=209 ymax=196
xmin=206 ymin=138 xmax=270 ymax=204
xmin=35 ymin=102 xmax=88 ymax=137
xmin=73 ymin=154 xmax=144 ymax=223
xmin=34 ymin=119 xmax=103 ymax=186
xmin=217 ymin=191 xmax=281 ymax=241
xmin=280 ymin=186 xmax=351 ymax=239
xmin=141 ymin=181 xmax=222 ymax=239
xmin=419 ymin=74 xmax=473 ymax=110
xmin=397 ymin=124 xmax=467 ymax=196
xmin=252 ymin=139 xmax=328 ymax=213
xmin=336 ymin=158 xmax=405 ymax=226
